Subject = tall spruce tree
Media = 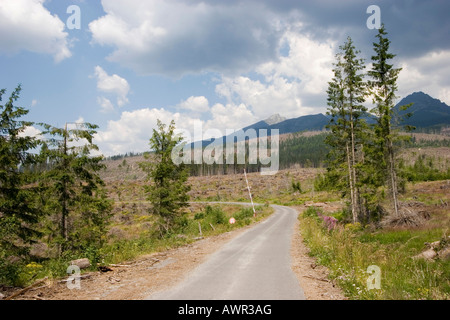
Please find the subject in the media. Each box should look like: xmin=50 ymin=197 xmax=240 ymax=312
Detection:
xmin=0 ymin=86 xmax=42 ymax=259
xmin=325 ymin=52 xmax=351 ymax=194
xmin=140 ymin=120 xmax=191 ymax=237
xmin=325 ymin=37 xmax=367 ymax=223
xmin=367 ymin=24 xmax=412 ymax=217
xmin=39 ymin=122 xmax=112 ymax=254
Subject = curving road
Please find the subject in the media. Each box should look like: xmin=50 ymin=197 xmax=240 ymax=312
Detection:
xmin=147 ymin=204 xmax=305 ymax=300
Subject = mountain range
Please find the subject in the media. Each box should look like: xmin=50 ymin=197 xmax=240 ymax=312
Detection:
xmin=244 ymin=91 xmax=450 ymax=134
xmin=193 ymin=92 xmax=449 ymax=147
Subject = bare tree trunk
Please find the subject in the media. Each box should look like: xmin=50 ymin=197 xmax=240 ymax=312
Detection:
xmin=60 ymin=123 xmax=69 ymax=255
xmin=346 ymin=143 xmax=357 ymax=223
xmin=349 ymin=105 xmax=360 ymax=223
xmin=387 ymin=139 xmax=400 ymax=217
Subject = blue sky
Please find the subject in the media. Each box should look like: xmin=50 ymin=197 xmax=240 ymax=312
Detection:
xmin=1 ymin=0 xmax=449 ymax=156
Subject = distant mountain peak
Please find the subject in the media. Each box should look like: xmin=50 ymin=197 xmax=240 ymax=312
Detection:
xmin=264 ymin=114 xmax=286 ymax=125
xmin=395 ymin=92 xmax=450 ymax=129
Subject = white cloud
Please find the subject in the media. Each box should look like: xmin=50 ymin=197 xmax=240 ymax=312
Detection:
xmin=19 ymin=126 xmax=42 ymax=139
xmin=0 ymin=0 xmax=71 ymax=62
xmin=75 ymin=117 xmax=84 ymax=124
xmin=397 ymin=50 xmax=450 ymax=104
xmin=97 ymin=97 xmax=115 ymax=114
xmin=215 ymin=31 xmax=335 ymax=119
xmin=94 ymin=108 xmax=202 ymax=156
xmin=205 ymin=103 xmax=258 ymax=132
xmin=94 ymin=66 xmax=130 ymax=111
xmin=94 ymin=101 xmax=260 ymax=156
xmin=257 ymin=31 xmax=335 ymax=95
xmin=94 ymin=29 xmax=338 ymax=157
xmin=178 ymin=96 xmax=209 ymax=113
xmin=89 ymin=0 xmax=282 ymax=76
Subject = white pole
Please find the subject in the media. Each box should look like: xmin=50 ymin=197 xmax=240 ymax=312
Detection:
xmin=244 ymin=169 xmax=256 ymax=217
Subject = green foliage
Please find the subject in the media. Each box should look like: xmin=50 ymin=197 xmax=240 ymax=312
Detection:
xmin=234 ymin=207 xmax=255 ymax=220
xmin=299 ymin=212 xmax=450 ymax=300
xmin=0 ymin=85 xmax=42 ymax=261
xmin=140 ymin=120 xmax=191 ymax=237
xmin=194 ymin=212 xmax=205 ymax=220
xmin=291 ymin=180 xmax=302 ymax=193
xmin=314 ymin=172 xmax=339 ymax=192
xmin=302 ymin=206 xmax=323 ymax=219
xmin=279 ymin=133 xmax=329 ymax=169
xmin=364 ymin=24 xmax=413 ymax=219
xmin=324 ymin=36 xmax=368 ymax=223
xmin=399 ymin=137 xmax=450 ymax=148
xmin=398 ymin=155 xmax=450 ymax=182
xmin=0 ymin=250 xmax=21 ymax=286
xmin=322 ymin=27 xmax=429 ymax=224
xmin=37 ymin=122 xmax=113 ymax=254
xmin=204 ymin=205 xmax=226 ymax=225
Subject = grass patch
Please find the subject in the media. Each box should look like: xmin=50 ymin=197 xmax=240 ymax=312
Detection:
xmin=298 ymin=207 xmax=450 ymax=300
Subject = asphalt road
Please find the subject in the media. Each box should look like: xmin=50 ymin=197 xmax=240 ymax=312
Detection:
xmin=147 ymin=204 xmax=305 ymax=300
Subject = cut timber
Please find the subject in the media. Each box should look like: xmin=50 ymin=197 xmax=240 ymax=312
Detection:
xmin=5 ymin=277 xmax=48 ymax=300
xmin=58 ymin=274 xmax=92 ymax=283
xmin=303 ymin=275 xmax=330 ymax=282
xmin=71 ymin=258 xmax=91 ymax=269
xmin=413 ymin=249 xmax=437 ymax=261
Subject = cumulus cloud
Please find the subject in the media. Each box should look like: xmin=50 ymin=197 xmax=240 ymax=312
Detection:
xmin=0 ymin=0 xmax=71 ymax=62
xmin=397 ymin=50 xmax=450 ymax=104
xmin=94 ymin=101 xmax=261 ymax=156
xmin=89 ymin=0 xmax=282 ymax=77
xmin=215 ymin=31 xmax=335 ymax=119
xmin=94 ymin=66 xmax=130 ymax=111
xmin=257 ymin=32 xmax=335 ymax=95
xmin=94 ymin=108 xmax=202 ymax=156
xmin=178 ymin=96 xmax=210 ymax=113
xmin=87 ymin=0 xmax=450 ymax=77
xmin=19 ymin=126 xmax=42 ymax=139
xmin=216 ymin=76 xmax=303 ymax=119
xmin=278 ymin=0 xmax=450 ymax=59
xmin=97 ymin=96 xmax=115 ymax=114
xmin=205 ymin=103 xmax=258 ymax=132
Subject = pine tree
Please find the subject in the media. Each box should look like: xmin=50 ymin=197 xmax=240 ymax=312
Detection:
xmin=325 ymin=37 xmax=367 ymax=223
xmin=140 ymin=120 xmax=191 ymax=237
xmin=39 ymin=122 xmax=112 ymax=254
xmin=0 ymin=85 xmax=42 ymax=258
xmin=367 ymin=24 xmax=412 ymax=217
xmin=325 ymin=51 xmax=351 ymax=194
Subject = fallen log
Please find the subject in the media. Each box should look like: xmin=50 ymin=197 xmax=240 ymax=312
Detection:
xmin=5 ymin=277 xmax=48 ymax=300
xmin=108 ymin=264 xmax=132 ymax=268
xmin=70 ymin=258 xmax=91 ymax=269
xmin=58 ymin=274 xmax=92 ymax=283
xmin=303 ymin=275 xmax=330 ymax=282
